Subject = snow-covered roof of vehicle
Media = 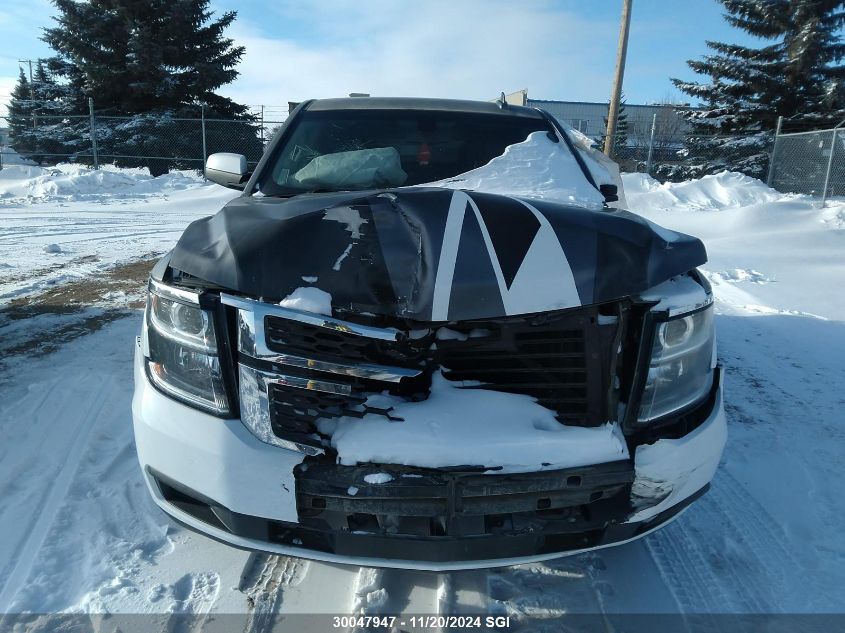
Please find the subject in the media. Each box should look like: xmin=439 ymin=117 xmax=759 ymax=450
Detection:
xmin=304 ymin=96 xmax=546 ymax=118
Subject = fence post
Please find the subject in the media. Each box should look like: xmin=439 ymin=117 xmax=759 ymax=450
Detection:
xmin=201 ymin=104 xmax=208 ymax=180
xmin=260 ymin=105 xmax=265 ymax=146
xmin=821 ymin=119 xmax=845 ymax=206
xmin=645 ymin=112 xmax=657 ymax=175
xmin=766 ymin=115 xmax=783 ymax=187
xmin=88 ymin=97 xmax=99 ymax=169
xmin=822 ymin=128 xmax=836 ymax=205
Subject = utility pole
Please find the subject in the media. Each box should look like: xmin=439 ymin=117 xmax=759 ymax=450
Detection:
xmin=603 ymin=0 xmax=633 ymax=157
xmin=17 ymin=59 xmax=34 ymax=99
xmin=645 ymin=112 xmax=657 ymax=175
xmin=18 ymin=59 xmax=36 ymax=130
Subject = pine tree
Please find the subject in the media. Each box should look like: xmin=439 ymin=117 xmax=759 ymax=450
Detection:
xmin=41 ymin=0 xmax=261 ymax=174
xmin=669 ymin=0 xmax=845 ymax=180
xmin=7 ymin=68 xmax=37 ymax=159
xmin=596 ymin=93 xmax=629 ymax=156
xmin=43 ymin=0 xmax=249 ymax=117
xmin=30 ymin=60 xmax=80 ymax=161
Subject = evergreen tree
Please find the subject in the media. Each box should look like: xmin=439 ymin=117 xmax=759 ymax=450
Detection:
xmin=31 ymin=60 xmax=79 ymax=161
xmin=669 ymin=0 xmax=845 ymax=180
xmin=41 ymin=0 xmax=261 ymax=174
xmin=596 ymin=93 xmax=629 ymax=156
xmin=8 ymin=60 xmax=88 ymax=163
xmin=7 ymin=68 xmax=36 ymax=157
xmin=43 ymin=0 xmax=248 ymax=117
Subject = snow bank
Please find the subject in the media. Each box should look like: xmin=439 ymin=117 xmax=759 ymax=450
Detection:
xmin=317 ymin=373 xmax=628 ymax=471
xmin=421 ymin=131 xmax=606 ymax=209
xmin=623 ymin=170 xmax=845 ymax=321
xmin=623 ymin=171 xmax=783 ymax=212
xmin=0 ymin=146 xmax=37 ymax=166
xmin=0 ymin=163 xmax=204 ymax=201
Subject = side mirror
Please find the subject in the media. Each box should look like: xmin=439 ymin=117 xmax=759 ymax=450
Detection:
xmin=599 ymin=183 xmax=619 ymax=203
xmin=205 ymin=152 xmax=248 ymax=189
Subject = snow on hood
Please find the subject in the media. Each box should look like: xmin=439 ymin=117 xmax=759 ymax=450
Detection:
xmin=421 ymin=131 xmax=606 ymax=209
xmin=279 ymin=286 xmax=333 ymax=315
xmin=316 ymin=372 xmax=629 ymax=472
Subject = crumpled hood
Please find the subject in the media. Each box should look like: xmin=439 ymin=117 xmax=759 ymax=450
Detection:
xmin=169 ymin=187 xmax=706 ymax=322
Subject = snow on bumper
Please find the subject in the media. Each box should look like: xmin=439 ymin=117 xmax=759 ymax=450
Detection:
xmin=132 ymin=339 xmax=726 ymax=570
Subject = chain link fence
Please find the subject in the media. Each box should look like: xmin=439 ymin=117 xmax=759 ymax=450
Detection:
xmin=0 ymin=103 xmax=288 ymax=175
xmin=590 ymin=133 xmax=772 ymax=186
xmin=1 ymin=100 xmax=808 ymax=192
xmin=768 ymin=122 xmax=845 ymax=203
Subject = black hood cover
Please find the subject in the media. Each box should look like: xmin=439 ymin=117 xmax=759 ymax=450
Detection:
xmin=169 ymin=187 xmax=706 ymax=322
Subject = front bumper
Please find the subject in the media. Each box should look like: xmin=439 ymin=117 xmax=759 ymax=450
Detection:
xmin=132 ymin=340 xmax=727 ymax=571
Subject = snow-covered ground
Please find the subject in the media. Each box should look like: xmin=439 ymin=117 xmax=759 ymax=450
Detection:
xmin=0 ymin=162 xmax=238 ymax=304
xmin=0 ymin=165 xmax=843 ymax=622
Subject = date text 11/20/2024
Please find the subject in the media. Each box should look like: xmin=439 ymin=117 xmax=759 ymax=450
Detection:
xmin=332 ymin=615 xmax=512 ymax=629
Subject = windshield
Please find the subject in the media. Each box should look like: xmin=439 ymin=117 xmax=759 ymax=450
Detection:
xmin=257 ymin=109 xmax=555 ymax=196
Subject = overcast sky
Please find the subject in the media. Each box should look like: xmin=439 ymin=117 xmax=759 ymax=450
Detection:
xmin=0 ymin=0 xmax=763 ymax=117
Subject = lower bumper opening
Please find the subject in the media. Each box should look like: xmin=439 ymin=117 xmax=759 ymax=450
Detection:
xmin=294 ymin=460 xmax=634 ymax=539
xmin=147 ymin=462 xmax=707 ymax=565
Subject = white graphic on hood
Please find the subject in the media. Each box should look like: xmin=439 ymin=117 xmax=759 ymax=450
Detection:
xmin=431 ymin=191 xmax=581 ymax=320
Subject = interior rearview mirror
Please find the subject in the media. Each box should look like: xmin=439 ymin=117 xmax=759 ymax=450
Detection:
xmin=205 ymin=153 xmax=248 ymax=189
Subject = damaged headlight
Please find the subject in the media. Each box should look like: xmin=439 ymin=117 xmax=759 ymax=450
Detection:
xmin=145 ymin=280 xmax=229 ymax=415
xmin=638 ymin=303 xmax=715 ymax=422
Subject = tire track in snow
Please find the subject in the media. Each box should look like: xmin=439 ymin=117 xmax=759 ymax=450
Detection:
xmin=0 ymin=370 xmax=118 ymax=612
xmin=239 ymin=554 xmax=310 ymax=633
xmin=346 ymin=567 xmax=456 ymax=632
xmin=485 ymin=556 xmax=609 ymax=629
xmin=644 ymin=467 xmax=819 ymax=614
xmin=237 ymin=556 xmax=485 ymax=632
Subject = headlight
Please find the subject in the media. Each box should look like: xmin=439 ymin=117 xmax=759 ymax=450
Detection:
xmin=638 ymin=304 xmax=715 ymax=422
xmin=145 ymin=280 xmax=229 ymax=415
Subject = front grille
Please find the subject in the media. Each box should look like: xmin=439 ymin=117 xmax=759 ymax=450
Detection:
xmin=264 ymin=315 xmax=426 ymax=369
xmin=223 ymin=293 xmax=624 ymax=454
xmin=435 ymin=308 xmax=617 ymax=425
xmin=439 ymin=328 xmax=587 ymax=415
xmin=267 ymin=382 xmax=406 ymax=446
xmin=268 ymin=384 xmax=365 ymax=439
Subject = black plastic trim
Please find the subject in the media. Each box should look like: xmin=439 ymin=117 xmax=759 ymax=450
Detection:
xmin=148 ymin=468 xmax=708 ymax=565
xmin=245 ymin=99 xmax=314 ymax=196
xmin=535 ymin=108 xmax=601 ymax=192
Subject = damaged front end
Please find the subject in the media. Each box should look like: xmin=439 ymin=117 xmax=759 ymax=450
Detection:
xmin=133 ymin=187 xmax=725 ymax=568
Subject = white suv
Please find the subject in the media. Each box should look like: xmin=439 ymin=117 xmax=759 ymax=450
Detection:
xmin=132 ymin=97 xmax=726 ymax=570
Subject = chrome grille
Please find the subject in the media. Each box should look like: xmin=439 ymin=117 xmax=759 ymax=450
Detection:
xmin=221 ymin=294 xmax=422 ymax=454
xmin=222 ymin=294 xmax=620 ymax=454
